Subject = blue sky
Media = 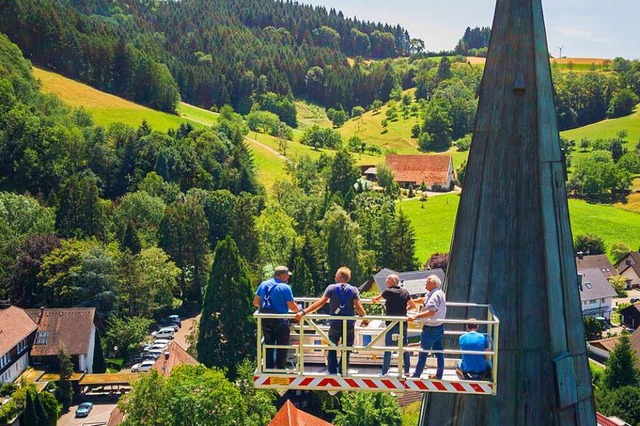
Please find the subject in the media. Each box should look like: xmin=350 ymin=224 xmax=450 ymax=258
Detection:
xmin=302 ymin=0 xmax=639 ymax=60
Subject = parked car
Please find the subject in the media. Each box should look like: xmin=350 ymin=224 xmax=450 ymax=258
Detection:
xmin=131 ymin=360 xmax=156 ymax=373
xmin=167 ymin=315 xmax=182 ymax=327
xmin=157 ymin=321 xmax=179 ymax=332
xmin=75 ymin=402 xmax=94 ymax=417
xmin=142 ymin=352 xmax=160 ymax=361
xmin=151 ymin=328 xmax=175 ymax=339
xmin=630 ymin=297 xmax=639 ymax=304
xmin=153 ymin=339 xmax=171 ymax=346
xmin=144 ymin=348 xmax=166 ymax=358
xmin=160 ymin=315 xmax=182 ymax=329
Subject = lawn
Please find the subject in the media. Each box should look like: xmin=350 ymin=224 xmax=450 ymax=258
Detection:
xmin=403 ymin=194 xmax=640 ymax=263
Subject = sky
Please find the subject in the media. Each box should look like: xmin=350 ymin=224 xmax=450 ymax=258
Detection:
xmin=302 ymin=0 xmax=639 ymax=60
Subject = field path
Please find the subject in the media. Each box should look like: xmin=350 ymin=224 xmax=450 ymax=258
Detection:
xmin=245 ymin=136 xmax=289 ymax=162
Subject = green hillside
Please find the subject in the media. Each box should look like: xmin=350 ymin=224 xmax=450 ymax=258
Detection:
xmin=403 ymin=195 xmax=640 ymax=263
xmin=33 ymin=67 xmax=216 ymax=131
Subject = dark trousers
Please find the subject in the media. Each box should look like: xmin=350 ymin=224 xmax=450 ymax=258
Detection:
xmin=328 ymin=325 xmax=355 ymax=374
xmin=413 ymin=324 xmax=444 ymax=379
xmin=262 ymin=318 xmax=290 ymax=369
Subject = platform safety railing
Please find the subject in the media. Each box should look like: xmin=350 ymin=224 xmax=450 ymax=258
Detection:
xmin=254 ymin=299 xmax=499 ymax=388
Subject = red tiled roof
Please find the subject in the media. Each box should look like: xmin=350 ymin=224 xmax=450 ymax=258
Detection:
xmin=615 ymin=251 xmax=640 ymax=270
xmin=153 ymin=341 xmax=199 ymax=377
xmin=26 ymin=308 xmax=95 ymax=356
xmin=589 ymin=336 xmax=619 ymax=352
xmin=385 ymin=154 xmax=451 ymax=185
xmin=0 ymin=306 xmax=38 ymax=355
xmin=268 ymin=400 xmax=333 ymax=426
xmin=107 ymin=406 xmax=125 ymax=426
xmin=596 ymin=412 xmax=624 ymax=426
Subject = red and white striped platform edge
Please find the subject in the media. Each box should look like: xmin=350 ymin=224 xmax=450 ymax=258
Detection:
xmin=254 ymin=375 xmax=494 ymax=395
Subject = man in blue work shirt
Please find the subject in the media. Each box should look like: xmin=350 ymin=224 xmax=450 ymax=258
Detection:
xmin=457 ymin=319 xmax=491 ymax=380
xmin=254 ymin=266 xmax=302 ymax=370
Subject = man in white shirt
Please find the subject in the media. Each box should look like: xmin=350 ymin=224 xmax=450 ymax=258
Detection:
xmin=408 ymin=274 xmax=447 ymax=379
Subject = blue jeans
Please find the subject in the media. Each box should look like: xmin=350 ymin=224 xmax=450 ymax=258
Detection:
xmin=382 ymin=323 xmax=410 ymax=375
xmin=328 ymin=326 xmax=354 ymax=374
xmin=412 ymin=324 xmax=444 ymax=379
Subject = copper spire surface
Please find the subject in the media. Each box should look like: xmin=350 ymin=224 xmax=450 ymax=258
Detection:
xmin=419 ymin=0 xmax=596 ymax=424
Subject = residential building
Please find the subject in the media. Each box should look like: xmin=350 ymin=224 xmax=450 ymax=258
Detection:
xmin=0 ymin=306 xmax=38 ymax=383
xmin=575 ymin=252 xmax=616 ymax=278
xmin=577 ymin=268 xmax=617 ymax=319
xmin=620 ymin=303 xmax=640 ymax=330
xmin=618 ymin=263 xmax=640 ymax=289
xmin=615 ymin=251 xmax=640 ymax=271
xmin=25 ymin=307 xmax=97 ymax=373
xmin=360 ymin=267 xmax=446 ymax=298
xmin=385 ymin=154 xmax=454 ymax=191
xmin=629 ymin=328 xmax=640 ymax=370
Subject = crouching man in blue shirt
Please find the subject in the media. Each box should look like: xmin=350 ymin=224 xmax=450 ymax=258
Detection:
xmin=456 ymin=318 xmax=492 ymax=380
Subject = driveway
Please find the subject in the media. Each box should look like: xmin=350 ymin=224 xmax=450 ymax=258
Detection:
xmin=173 ymin=313 xmax=200 ymax=351
xmin=57 ymin=395 xmax=117 ymax=426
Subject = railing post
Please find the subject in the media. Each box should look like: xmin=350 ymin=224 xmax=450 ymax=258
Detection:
xmin=256 ymin=315 xmax=262 ymax=373
xmin=398 ymin=319 xmax=404 ymax=376
xmin=342 ymin=316 xmax=347 ymax=376
xmin=298 ymin=315 xmax=304 ymax=374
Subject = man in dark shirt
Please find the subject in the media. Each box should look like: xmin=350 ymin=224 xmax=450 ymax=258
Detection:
xmin=373 ymin=274 xmax=417 ymax=376
xmin=295 ymin=266 xmax=368 ymax=374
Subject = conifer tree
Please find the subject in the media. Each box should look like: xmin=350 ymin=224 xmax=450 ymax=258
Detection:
xmin=23 ymin=390 xmax=39 ymax=426
xmin=390 ymin=209 xmax=420 ymax=271
xmin=93 ymin=331 xmax=106 ymax=373
xmin=604 ymin=332 xmax=640 ymax=389
xmin=230 ymin=193 xmax=260 ymax=266
xmin=197 ymin=236 xmax=255 ymax=380
xmin=55 ymin=349 xmax=74 ymax=410
xmin=33 ymin=391 xmax=50 ymax=426
xmin=121 ymin=223 xmax=142 ymax=254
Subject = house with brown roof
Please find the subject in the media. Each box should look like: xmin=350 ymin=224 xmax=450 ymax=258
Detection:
xmin=268 ymin=400 xmax=332 ymax=426
xmin=385 ymin=154 xmax=454 ymax=191
xmin=25 ymin=307 xmax=97 ymax=373
xmin=615 ymin=251 xmax=640 ymax=271
xmin=629 ymin=328 xmax=640 ymax=371
xmin=575 ymin=253 xmax=616 ymax=278
xmin=0 ymin=306 xmax=38 ymax=383
xmin=618 ymin=263 xmax=640 ymax=290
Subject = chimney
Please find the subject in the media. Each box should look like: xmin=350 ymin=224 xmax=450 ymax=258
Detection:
xmin=627 ymin=259 xmax=632 ymax=266
xmin=576 ymin=251 xmax=584 ymax=260
xmin=38 ymin=306 xmax=45 ymax=324
xmin=577 ymin=274 xmax=583 ymax=291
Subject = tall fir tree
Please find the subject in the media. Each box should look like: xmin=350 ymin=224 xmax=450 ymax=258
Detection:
xmin=230 ymin=193 xmax=260 ymax=266
xmin=33 ymin=392 xmax=50 ymax=426
xmin=197 ymin=236 xmax=255 ymax=380
xmin=322 ymin=205 xmax=363 ymax=284
xmin=23 ymin=390 xmax=39 ymax=426
xmin=93 ymin=331 xmax=107 ymax=373
xmin=376 ymin=203 xmax=396 ymax=269
xmin=390 ymin=209 xmax=419 ymax=271
xmin=604 ymin=332 xmax=640 ymax=389
xmin=55 ymin=349 xmax=74 ymax=410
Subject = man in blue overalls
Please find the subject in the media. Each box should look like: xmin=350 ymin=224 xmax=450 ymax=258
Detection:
xmin=254 ymin=266 xmax=302 ymax=370
xmin=295 ymin=266 xmax=368 ymax=375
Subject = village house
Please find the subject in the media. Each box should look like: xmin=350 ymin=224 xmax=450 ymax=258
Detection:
xmin=25 ymin=307 xmax=98 ymax=373
xmin=385 ymin=154 xmax=454 ymax=191
xmin=0 ymin=306 xmax=38 ymax=383
xmin=616 ymin=251 xmax=640 ymax=289
xmin=577 ymin=268 xmax=617 ymax=320
xmin=575 ymin=252 xmax=616 ymax=278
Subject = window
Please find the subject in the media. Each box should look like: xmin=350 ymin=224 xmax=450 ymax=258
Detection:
xmin=585 ymin=282 xmax=593 ymax=289
xmin=34 ymin=331 xmax=48 ymax=345
xmin=0 ymin=353 xmax=9 ymax=369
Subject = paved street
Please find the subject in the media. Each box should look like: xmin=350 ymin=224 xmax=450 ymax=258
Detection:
xmin=57 ymin=395 xmax=117 ymax=426
xmin=173 ymin=313 xmax=200 ymax=351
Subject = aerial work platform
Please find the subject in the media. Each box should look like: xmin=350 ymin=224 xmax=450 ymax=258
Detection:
xmin=253 ymin=300 xmax=499 ymax=395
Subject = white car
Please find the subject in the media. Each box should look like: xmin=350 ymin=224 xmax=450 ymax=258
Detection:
xmin=131 ymin=360 xmax=156 ymax=373
xmin=151 ymin=328 xmax=175 ymax=339
xmin=153 ymin=339 xmax=171 ymax=346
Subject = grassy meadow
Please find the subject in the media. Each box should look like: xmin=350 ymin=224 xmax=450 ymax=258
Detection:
xmin=403 ymin=194 xmax=640 ymax=263
xmin=33 ymin=67 xmax=214 ymax=132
